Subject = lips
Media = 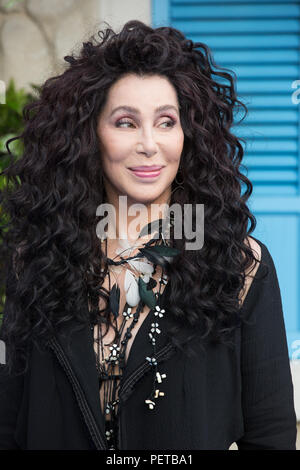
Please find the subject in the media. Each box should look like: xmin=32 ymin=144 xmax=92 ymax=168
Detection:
xmin=129 ymin=166 xmax=163 ymax=179
xmin=129 ymin=165 xmax=163 ymax=171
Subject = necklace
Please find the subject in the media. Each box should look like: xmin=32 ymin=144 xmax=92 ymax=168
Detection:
xmin=107 ymin=235 xmax=156 ymax=307
xmin=93 ymin=214 xmax=178 ymax=450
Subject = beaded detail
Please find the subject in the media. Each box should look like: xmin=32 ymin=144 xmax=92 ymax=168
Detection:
xmin=92 ymin=214 xmax=178 ymax=450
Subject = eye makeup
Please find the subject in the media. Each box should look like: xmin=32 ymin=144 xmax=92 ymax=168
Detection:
xmin=109 ymin=104 xmax=179 ymax=117
xmin=115 ymin=116 xmax=177 ymax=128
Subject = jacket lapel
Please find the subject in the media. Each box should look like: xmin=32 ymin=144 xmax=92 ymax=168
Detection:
xmin=49 ymin=312 xmax=106 ymax=446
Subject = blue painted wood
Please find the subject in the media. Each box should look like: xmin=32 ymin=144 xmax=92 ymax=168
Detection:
xmin=171 ymin=0 xmax=297 ymax=3
xmin=237 ymin=80 xmax=298 ymax=93
xmin=172 ymin=19 xmax=300 ymax=34
xmin=215 ymin=50 xmax=299 ymax=63
xmin=188 ymin=34 xmax=299 ymax=49
xmin=237 ymin=124 xmax=298 ymax=137
xmin=171 ymin=4 xmax=299 ymax=17
xmin=244 ymin=156 xmax=298 ymax=167
xmin=152 ymin=0 xmax=170 ymax=27
xmin=152 ymin=0 xmax=300 ymax=358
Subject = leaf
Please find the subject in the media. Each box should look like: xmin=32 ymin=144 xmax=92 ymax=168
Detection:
xmin=148 ymin=245 xmax=181 ymax=257
xmin=138 ymin=277 xmax=157 ymax=309
xmin=138 ymin=245 xmax=181 ymax=268
xmin=124 ymin=270 xmax=140 ymax=307
xmin=138 ymin=218 xmax=163 ymax=239
xmin=138 ymin=247 xmax=169 ymax=268
xmin=109 ymin=283 xmax=120 ymax=319
xmin=0 ymin=134 xmax=23 ymax=156
xmin=127 ymin=258 xmax=154 ymax=275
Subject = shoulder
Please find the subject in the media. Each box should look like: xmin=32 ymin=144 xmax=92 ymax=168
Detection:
xmin=238 ymin=236 xmax=262 ymax=308
xmin=245 ymin=236 xmax=262 ymax=268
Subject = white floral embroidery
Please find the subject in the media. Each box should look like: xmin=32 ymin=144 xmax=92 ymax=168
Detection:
xmin=145 ymin=399 xmax=156 ymax=410
xmin=156 ymin=372 xmax=167 ymax=383
xmin=122 ymin=307 xmax=133 ymax=320
xmin=154 ymin=305 xmax=165 ymax=318
xmin=150 ymin=322 xmax=161 ymax=334
xmin=148 ymin=332 xmax=156 ymax=345
xmin=146 ymin=356 xmax=157 ymax=366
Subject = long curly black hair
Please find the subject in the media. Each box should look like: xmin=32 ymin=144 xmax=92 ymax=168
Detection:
xmin=0 ymin=19 xmax=266 ymax=376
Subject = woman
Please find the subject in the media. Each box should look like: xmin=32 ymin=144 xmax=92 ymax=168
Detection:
xmin=0 ymin=20 xmax=297 ymax=450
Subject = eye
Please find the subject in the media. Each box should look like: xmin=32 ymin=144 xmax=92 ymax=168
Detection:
xmin=160 ymin=119 xmax=176 ymax=128
xmin=115 ymin=117 xmax=177 ymax=129
xmin=115 ymin=119 xmax=135 ymax=128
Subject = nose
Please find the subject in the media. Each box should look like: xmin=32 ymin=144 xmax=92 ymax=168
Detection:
xmin=136 ymin=128 xmax=158 ymax=157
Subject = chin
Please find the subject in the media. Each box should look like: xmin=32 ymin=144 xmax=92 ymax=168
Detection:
xmin=126 ymin=191 xmax=161 ymax=205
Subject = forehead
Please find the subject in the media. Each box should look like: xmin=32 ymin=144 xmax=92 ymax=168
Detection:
xmin=105 ymin=74 xmax=179 ymax=107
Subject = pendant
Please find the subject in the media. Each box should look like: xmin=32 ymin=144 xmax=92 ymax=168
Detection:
xmin=124 ymin=270 xmax=140 ymax=307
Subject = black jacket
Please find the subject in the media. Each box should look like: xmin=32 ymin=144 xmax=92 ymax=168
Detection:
xmin=0 ymin=238 xmax=297 ymax=450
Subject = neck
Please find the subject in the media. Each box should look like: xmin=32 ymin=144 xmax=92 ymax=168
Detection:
xmin=104 ymin=184 xmax=171 ymax=245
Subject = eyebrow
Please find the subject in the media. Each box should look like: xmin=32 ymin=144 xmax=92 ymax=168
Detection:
xmin=110 ymin=104 xmax=179 ymax=116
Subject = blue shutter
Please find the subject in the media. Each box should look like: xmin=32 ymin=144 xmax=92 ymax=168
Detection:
xmin=153 ymin=0 xmax=300 ymax=359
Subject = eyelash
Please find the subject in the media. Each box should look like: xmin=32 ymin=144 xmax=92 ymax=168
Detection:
xmin=115 ymin=117 xmax=176 ymax=129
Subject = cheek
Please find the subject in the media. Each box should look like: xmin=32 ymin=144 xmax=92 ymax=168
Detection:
xmin=101 ymin=134 xmax=130 ymax=165
xmin=166 ymin=132 xmax=184 ymax=162
xmin=177 ymin=128 xmax=185 ymax=151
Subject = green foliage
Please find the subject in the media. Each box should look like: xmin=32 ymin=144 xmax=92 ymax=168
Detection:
xmin=0 ymin=78 xmax=40 ymax=323
xmin=3 ymin=0 xmax=25 ymax=11
xmin=0 ymin=78 xmax=39 ymax=160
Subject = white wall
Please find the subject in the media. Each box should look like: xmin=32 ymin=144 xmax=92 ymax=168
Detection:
xmin=99 ymin=0 xmax=151 ymax=32
xmin=0 ymin=0 xmax=151 ymax=92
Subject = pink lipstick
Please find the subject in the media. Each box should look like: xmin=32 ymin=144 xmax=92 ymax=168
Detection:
xmin=129 ymin=165 xmax=163 ymax=179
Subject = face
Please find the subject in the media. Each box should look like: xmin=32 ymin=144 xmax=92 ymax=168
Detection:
xmin=97 ymin=73 xmax=184 ymax=208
